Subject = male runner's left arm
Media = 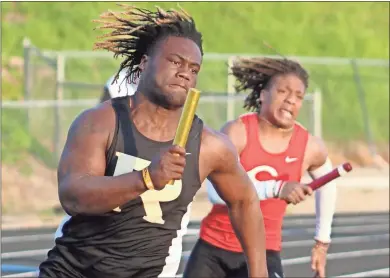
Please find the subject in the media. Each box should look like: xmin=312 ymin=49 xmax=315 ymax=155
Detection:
xmin=205 ymin=130 xmax=268 ymax=278
xmin=306 ymin=135 xmax=337 ymax=278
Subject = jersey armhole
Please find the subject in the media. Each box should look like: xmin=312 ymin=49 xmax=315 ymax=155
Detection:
xmin=105 ymin=99 xmax=121 ymax=174
xmin=193 ymin=116 xmax=204 ymax=187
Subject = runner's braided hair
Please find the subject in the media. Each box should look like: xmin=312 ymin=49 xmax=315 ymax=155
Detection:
xmin=231 ymin=57 xmax=309 ymax=112
xmin=93 ymin=4 xmax=203 ymax=85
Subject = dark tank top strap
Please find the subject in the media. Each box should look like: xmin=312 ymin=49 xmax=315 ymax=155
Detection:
xmin=105 ymin=98 xmax=120 ymax=174
xmin=115 ymin=96 xmax=138 ymax=156
xmin=105 ymin=96 xmax=137 ymax=176
xmin=187 ymin=115 xmax=203 ymax=186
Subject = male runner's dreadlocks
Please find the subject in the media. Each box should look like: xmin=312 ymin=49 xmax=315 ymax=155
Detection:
xmin=93 ymin=4 xmax=203 ymax=85
xmin=231 ymin=57 xmax=309 ymax=112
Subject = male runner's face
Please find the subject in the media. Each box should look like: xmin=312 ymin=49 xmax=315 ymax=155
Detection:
xmin=261 ymin=74 xmax=305 ymax=129
xmin=141 ymin=36 xmax=202 ymax=109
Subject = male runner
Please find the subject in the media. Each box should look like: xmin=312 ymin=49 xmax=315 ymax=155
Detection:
xmin=184 ymin=57 xmax=337 ymax=278
xmin=100 ymin=69 xmax=138 ymax=102
xmin=56 ymin=73 xmax=138 ymax=238
xmin=38 ymin=6 xmax=275 ymax=278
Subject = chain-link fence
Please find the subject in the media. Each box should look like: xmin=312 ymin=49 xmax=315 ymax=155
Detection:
xmin=2 ymin=40 xmax=58 ymax=167
xmin=42 ymin=47 xmax=389 ymax=148
xmin=225 ymin=55 xmax=389 ymax=148
xmin=3 ymin=39 xmax=389 ymax=171
xmin=2 ymin=39 xmax=388 ymax=215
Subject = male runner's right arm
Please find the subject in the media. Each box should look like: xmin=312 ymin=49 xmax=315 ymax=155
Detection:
xmin=58 ymin=104 xmax=147 ymax=216
xmin=203 ymin=129 xmax=268 ymax=277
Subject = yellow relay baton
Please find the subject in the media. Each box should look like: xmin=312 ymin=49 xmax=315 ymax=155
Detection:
xmin=168 ymin=88 xmax=200 ymax=185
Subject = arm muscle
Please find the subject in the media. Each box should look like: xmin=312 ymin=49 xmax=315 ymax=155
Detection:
xmin=202 ymin=128 xmax=267 ymax=277
xmin=58 ymin=105 xmax=146 ymax=216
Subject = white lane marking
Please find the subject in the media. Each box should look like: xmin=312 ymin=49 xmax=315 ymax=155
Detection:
xmin=5 ymin=232 xmax=386 ymax=260
xmin=3 ymin=213 xmax=387 ymax=235
xmin=337 ymin=268 xmax=390 ymax=277
xmin=283 ymin=215 xmax=389 ymax=226
xmin=2 ymin=229 xmax=200 ymax=244
xmin=1 ymin=249 xmax=49 ymax=259
xmin=283 ymin=233 xmax=389 ymax=248
xmin=283 ymin=224 xmax=389 ymax=236
xmin=183 ymin=228 xmax=199 ymax=236
xmin=2 ymin=234 xmax=54 ymax=243
xmin=182 ymin=224 xmax=390 ymax=239
xmin=181 ymin=246 xmax=389 ymax=263
xmin=282 ymin=248 xmax=389 ymax=266
xmin=3 ymin=271 xmax=38 ymax=278
xmin=2 ymin=222 xmax=387 ymax=244
xmin=4 ymin=238 xmax=388 ymax=277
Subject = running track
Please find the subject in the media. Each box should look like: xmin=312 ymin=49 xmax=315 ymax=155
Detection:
xmin=2 ymin=212 xmax=389 ymax=277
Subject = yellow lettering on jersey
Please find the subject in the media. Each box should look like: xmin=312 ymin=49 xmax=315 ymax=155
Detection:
xmin=113 ymin=152 xmax=182 ymax=224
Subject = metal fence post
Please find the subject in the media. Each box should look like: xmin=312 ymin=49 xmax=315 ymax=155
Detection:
xmin=227 ymin=56 xmax=236 ymax=121
xmin=313 ymin=89 xmax=322 ymax=138
xmin=54 ymin=54 xmax=65 ymax=162
xmin=350 ymin=59 xmax=377 ymax=157
xmin=23 ymin=38 xmax=32 ymax=131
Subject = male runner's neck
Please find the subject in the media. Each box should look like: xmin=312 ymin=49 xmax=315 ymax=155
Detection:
xmin=130 ymin=93 xmax=181 ymax=141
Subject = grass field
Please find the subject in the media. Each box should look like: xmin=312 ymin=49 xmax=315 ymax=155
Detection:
xmin=3 ymin=2 xmax=389 ymax=61
xmin=2 ymin=2 xmax=389 ymax=168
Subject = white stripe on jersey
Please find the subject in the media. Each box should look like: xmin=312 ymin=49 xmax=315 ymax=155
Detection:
xmin=158 ymin=203 xmax=193 ymax=277
xmin=54 ymin=213 xmax=71 ymax=239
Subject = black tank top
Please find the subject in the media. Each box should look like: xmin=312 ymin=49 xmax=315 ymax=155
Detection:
xmin=54 ymin=96 xmax=203 ymax=278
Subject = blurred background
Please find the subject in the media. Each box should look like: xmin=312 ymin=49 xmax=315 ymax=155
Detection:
xmin=1 ymin=2 xmax=389 ymax=278
xmin=1 ymin=1 xmax=389 ymax=231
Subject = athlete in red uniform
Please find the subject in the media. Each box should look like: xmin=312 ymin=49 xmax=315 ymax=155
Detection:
xmin=184 ymin=57 xmax=337 ymax=278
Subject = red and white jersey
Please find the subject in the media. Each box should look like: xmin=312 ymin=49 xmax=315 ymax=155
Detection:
xmin=200 ymin=112 xmax=309 ymax=252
